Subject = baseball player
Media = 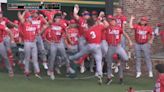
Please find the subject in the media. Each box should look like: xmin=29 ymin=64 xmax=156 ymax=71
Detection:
xmin=42 ymin=13 xmax=75 ymax=80
xmin=73 ymin=4 xmax=91 ymax=73
xmin=30 ymin=10 xmax=48 ymax=70
xmin=69 ymin=14 xmax=109 ymax=84
xmin=18 ymin=10 xmax=41 ymax=79
xmin=154 ymin=64 xmax=164 ymax=92
xmin=0 ymin=12 xmax=17 ymax=67
xmin=105 ymin=15 xmax=132 ymax=85
xmin=130 ymin=16 xmax=154 ymax=78
xmin=65 ymin=19 xmax=79 ymax=55
xmin=0 ymin=22 xmax=14 ymax=77
xmin=10 ymin=20 xmax=21 ymax=67
xmin=114 ymin=6 xmax=130 ymax=70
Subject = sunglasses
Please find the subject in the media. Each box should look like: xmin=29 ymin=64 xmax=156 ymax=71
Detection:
xmin=83 ymin=13 xmax=90 ymax=16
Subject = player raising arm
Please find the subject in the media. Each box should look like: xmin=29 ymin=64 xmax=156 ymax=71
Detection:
xmin=69 ymin=12 xmax=109 ymax=84
xmin=0 ymin=23 xmax=14 ymax=77
xmin=18 ymin=10 xmax=41 ymax=79
xmin=129 ymin=15 xmax=154 ymax=78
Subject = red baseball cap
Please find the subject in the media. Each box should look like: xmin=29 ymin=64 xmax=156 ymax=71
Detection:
xmin=13 ymin=20 xmax=19 ymax=24
xmin=107 ymin=15 xmax=115 ymax=20
xmin=69 ymin=19 xmax=76 ymax=24
xmin=24 ymin=12 xmax=31 ymax=18
xmin=91 ymin=11 xmax=98 ymax=15
xmin=113 ymin=53 xmax=119 ymax=61
xmin=156 ymin=23 xmax=162 ymax=27
xmin=141 ymin=16 xmax=148 ymax=21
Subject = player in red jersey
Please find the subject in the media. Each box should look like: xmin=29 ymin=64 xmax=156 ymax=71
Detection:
xmin=73 ymin=4 xmax=91 ymax=73
xmin=130 ymin=16 xmax=154 ymax=78
xmin=69 ymin=12 xmax=109 ymax=84
xmin=154 ymin=64 xmax=164 ymax=92
xmin=65 ymin=19 xmax=79 ymax=55
xmin=114 ymin=6 xmax=130 ymax=70
xmin=42 ymin=13 xmax=75 ymax=80
xmin=18 ymin=10 xmax=41 ymax=79
xmin=11 ymin=20 xmax=20 ymax=43
xmin=10 ymin=20 xmax=25 ymax=70
xmin=114 ymin=7 xmax=127 ymax=29
xmin=0 ymin=22 xmax=14 ymax=77
xmin=30 ymin=10 xmax=48 ymax=70
xmin=0 ymin=12 xmax=17 ymax=67
xmin=105 ymin=15 xmax=132 ymax=85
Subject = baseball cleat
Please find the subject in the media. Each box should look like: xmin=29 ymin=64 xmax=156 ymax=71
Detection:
xmin=136 ymin=72 xmax=142 ymax=78
xmin=35 ymin=74 xmax=42 ymax=79
xmin=50 ymin=74 xmax=55 ymax=80
xmin=149 ymin=72 xmax=153 ymax=78
xmin=68 ymin=67 xmax=76 ymax=74
xmin=80 ymin=66 xmax=86 ymax=73
xmin=43 ymin=63 xmax=48 ymax=70
xmin=55 ymin=68 xmax=61 ymax=75
xmin=97 ymin=75 xmax=103 ymax=85
xmin=9 ymin=71 xmax=14 ymax=78
xmin=106 ymin=78 xmax=112 ymax=85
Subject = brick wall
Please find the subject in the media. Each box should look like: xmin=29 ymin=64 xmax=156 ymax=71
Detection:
xmin=120 ymin=0 xmax=164 ymax=53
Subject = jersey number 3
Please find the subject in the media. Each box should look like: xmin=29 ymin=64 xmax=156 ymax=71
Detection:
xmin=90 ymin=31 xmax=96 ymax=39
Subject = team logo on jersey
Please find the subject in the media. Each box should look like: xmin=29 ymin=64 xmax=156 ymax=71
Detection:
xmin=32 ymin=20 xmax=41 ymax=25
xmin=26 ymin=27 xmax=36 ymax=32
xmin=52 ymin=26 xmax=62 ymax=31
xmin=70 ymin=33 xmax=78 ymax=37
xmin=138 ymin=30 xmax=147 ymax=35
xmin=108 ymin=29 xmax=119 ymax=35
xmin=116 ymin=19 xmax=122 ymax=27
xmin=138 ymin=30 xmax=148 ymax=39
xmin=108 ymin=29 xmax=120 ymax=39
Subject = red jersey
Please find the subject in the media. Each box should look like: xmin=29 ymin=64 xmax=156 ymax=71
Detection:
xmin=43 ymin=28 xmax=52 ymax=42
xmin=60 ymin=19 xmax=68 ymax=28
xmin=66 ymin=28 xmax=79 ymax=45
xmin=59 ymin=19 xmax=68 ymax=39
xmin=0 ymin=24 xmax=7 ymax=43
xmin=11 ymin=27 xmax=20 ymax=43
xmin=114 ymin=15 xmax=127 ymax=29
xmin=154 ymin=74 xmax=164 ymax=92
xmin=106 ymin=25 xmax=123 ymax=46
xmin=21 ymin=22 xmax=38 ymax=42
xmin=85 ymin=24 xmax=105 ymax=44
xmin=44 ymin=23 xmax=65 ymax=43
xmin=133 ymin=24 xmax=153 ymax=44
xmin=31 ymin=16 xmax=46 ymax=34
xmin=101 ymin=30 xmax=107 ymax=40
xmin=0 ymin=17 xmax=9 ymax=25
xmin=0 ymin=17 xmax=10 ymax=37
xmin=77 ymin=17 xmax=87 ymax=36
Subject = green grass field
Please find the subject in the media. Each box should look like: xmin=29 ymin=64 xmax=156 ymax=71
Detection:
xmin=0 ymin=71 xmax=155 ymax=92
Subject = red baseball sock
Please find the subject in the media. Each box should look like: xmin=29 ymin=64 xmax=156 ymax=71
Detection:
xmin=7 ymin=50 xmax=15 ymax=66
xmin=76 ymin=54 xmax=88 ymax=65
